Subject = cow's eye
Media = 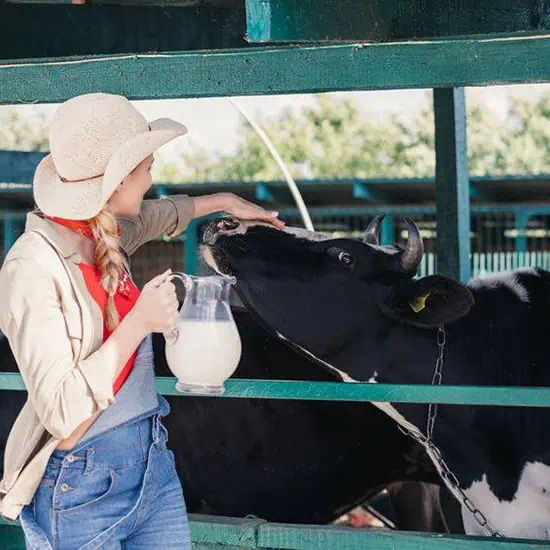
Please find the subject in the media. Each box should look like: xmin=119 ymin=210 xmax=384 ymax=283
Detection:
xmin=338 ymin=252 xmax=354 ymax=266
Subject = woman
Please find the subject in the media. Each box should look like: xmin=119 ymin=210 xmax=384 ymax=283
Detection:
xmin=0 ymin=93 xmax=283 ymax=549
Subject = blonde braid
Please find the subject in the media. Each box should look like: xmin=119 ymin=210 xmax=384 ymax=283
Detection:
xmin=89 ymin=209 xmax=123 ymax=331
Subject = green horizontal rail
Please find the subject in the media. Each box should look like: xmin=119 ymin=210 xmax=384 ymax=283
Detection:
xmin=245 ymin=0 xmax=550 ymax=44
xmin=2 ymin=372 xmax=550 ymax=407
xmin=0 ymin=514 xmax=548 ymax=549
xmin=279 ymin=204 xmax=550 ymax=217
xmin=1 ymin=36 xmax=550 ymax=104
xmin=2 ymin=186 xmax=550 ymax=218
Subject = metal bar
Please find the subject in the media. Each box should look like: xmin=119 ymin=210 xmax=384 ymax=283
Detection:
xmin=257 ymin=523 xmax=549 ymax=549
xmin=1 ymin=36 xmax=550 ymax=104
xmin=3 ymin=372 xmax=550 ymax=407
xmin=183 ymin=219 xmax=198 ymax=275
xmin=380 ymin=214 xmax=394 ymax=245
xmin=245 ymin=0 xmax=550 ymax=44
xmin=279 ymin=205 xmax=550 ymax=217
xmin=516 ymin=211 xmax=529 ymax=256
xmin=3 ymin=214 xmax=14 ymax=257
xmin=0 ymin=515 xmax=548 ymax=549
xmin=0 ymin=151 xmax=47 ymax=184
xmin=0 ymin=3 xmax=247 ymax=60
xmin=434 ymin=87 xmax=471 ymax=282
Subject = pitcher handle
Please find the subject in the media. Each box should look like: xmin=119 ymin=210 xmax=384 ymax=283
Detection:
xmin=163 ymin=272 xmax=188 ymax=345
xmin=168 ymin=271 xmax=190 ymax=289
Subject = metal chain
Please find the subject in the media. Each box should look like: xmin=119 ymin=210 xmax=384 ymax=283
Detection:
xmin=426 ymin=325 xmax=446 ymax=440
xmin=397 ymin=324 xmax=504 ymax=538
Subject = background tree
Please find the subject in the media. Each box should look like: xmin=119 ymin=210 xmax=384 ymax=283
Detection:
xmin=0 ymin=110 xmax=49 ymax=151
xmin=156 ymin=92 xmax=550 ymax=182
xmin=2 ymin=93 xmax=548 ymax=180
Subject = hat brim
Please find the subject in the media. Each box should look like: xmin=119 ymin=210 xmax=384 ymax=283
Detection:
xmin=34 ymin=117 xmax=187 ymax=220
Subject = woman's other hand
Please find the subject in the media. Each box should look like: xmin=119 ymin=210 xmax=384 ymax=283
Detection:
xmin=192 ymin=193 xmax=285 ymax=229
xmin=222 ymin=193 xmax=285 ymax=229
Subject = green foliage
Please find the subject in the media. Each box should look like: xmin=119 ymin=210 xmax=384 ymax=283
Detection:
xmin=2 ymin=93 xmax=549 ymax=181
xmin=157 ymin=92 xmax=550 ymax=183
xmin=0 ymin=110 xmax=49 ymax=152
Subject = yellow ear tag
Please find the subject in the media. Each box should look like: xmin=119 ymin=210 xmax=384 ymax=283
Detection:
xmin=408 ymin=292 xmax=431 ymax=313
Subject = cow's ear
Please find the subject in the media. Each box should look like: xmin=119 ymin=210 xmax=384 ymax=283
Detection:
xmin=380 ymin=275 xmax=474 ymax=328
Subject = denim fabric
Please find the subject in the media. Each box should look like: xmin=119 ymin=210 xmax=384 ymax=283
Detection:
xmin=80 ymin=336 xmax=161 ymax=445
xmin=19 ymin=337 xmax=190 ymax=549
xmin=20 ymin=413 xmax=191 ymax=549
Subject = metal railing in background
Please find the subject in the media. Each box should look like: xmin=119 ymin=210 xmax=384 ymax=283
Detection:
xmin=3 ymin=204 xmax=550 ymax=281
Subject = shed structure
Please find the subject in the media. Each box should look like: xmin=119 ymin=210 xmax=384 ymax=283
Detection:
xmin=1 ymin=0 xmax=550 ymax=547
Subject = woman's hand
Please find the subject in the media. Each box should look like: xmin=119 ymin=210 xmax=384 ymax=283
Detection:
xmin=130 ymin=270 xmax=179 ymax=333
xmin=192 ymin=193 xmax=285 ymax=229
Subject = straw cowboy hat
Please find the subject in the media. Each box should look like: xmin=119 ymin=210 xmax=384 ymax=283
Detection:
xmin=34 ymin=93 xmax=188 ymax=220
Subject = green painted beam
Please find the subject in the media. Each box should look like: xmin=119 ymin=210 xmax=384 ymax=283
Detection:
xmin=183 ymin=219 xmax=199 ymax=274
xmin=1 ymin=36 xmax=550 ymax=104
xmin=256 ymin=523 xmax=548 ymax=549
xmin=352 ymin=182 xmax=387 ymax=202
xmin=245 ymin=0 xmax=550 ymax=43
xmin=469 ymin=182 xmax=494 ymax=202
xmin=0 ymin=515 xmax=549 ymax=549
xmin=2 ymin=151 xmax=550 ymax=191
xmin=255 ymin=183 xmax=291 ymax=203
xmin=3 ymin=214 xmax=15 ymax=257
xmin=434 ymin=88 xmax=471 ymax=283
xmin=4 ymin=371 xmax=550 ymax=407
xmin=0 ymin=152 xmax=46 ymax=184
xmin=380 ymin=214 xmax=395 ymax=245
xmin=515 ymin=211 xmax=530 ymax=254
xmin=0 ymin=4 xmax=247 ymax=60
xmin=278 ymin=204 xmax=550 ymax=218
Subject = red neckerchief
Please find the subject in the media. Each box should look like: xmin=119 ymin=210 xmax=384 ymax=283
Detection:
xmin=46 ymin=215 xmax=131 ymax=297
xmin=45 ymin=216 xmax=122 ymax=239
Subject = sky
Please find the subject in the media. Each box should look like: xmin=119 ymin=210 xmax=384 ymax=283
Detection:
xmin=2 ymin=83 xmax=549 ymax=168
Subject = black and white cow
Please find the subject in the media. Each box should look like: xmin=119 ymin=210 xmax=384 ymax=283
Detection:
xmin=0 ymin=308 xmax=458 ymax=531
xmin=202 ymin=214 xmax=550 ymax=540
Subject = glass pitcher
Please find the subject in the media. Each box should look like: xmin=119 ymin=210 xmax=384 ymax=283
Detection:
xmin=164 ymin=273 xmax=242 ymax=395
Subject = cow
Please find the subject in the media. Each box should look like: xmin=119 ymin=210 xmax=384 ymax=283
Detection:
xmin=0 ymin=308 xmax=459 ymax=531
xmin=202 ymin=214 xmax=550 ymax=540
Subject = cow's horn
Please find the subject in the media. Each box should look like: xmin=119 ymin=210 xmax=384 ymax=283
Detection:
xmin=400 ymin=218 xmax=424 ymax=272
xmin=363 ymin=213 xmax=385 ymax=246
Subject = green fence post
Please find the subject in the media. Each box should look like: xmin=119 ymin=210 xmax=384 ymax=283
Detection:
xmin=184 ymin=220 xmax=198 ymax=275
xmin=380 ymin=214 xmax=394 ymax=245
xmin=515 ymin=211 xmax=529 ymax=268
xmin=433 ymin=88 xmax=471 ymax=283
xmin=3 ymin=214 xmax=15 ymax=259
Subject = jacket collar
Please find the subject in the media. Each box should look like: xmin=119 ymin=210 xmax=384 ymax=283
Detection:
xmin=25 ymin=212 xmax=82 ymax=262
xmin=25 ymin=212 xmax=130 ymax=271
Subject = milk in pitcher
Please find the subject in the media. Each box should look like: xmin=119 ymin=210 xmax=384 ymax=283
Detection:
xmin=165 ymin=319 xmax=242 ymax=392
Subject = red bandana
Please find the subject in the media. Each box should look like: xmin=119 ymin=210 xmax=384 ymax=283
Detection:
xmin=45 ymin=216 xmax=122 ymax=239
xmin=46 ymin=216 xmax=130 ymax=297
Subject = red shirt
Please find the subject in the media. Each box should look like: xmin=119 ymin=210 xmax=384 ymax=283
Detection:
xmin=78 ymin=263 xmax=140 ymax=394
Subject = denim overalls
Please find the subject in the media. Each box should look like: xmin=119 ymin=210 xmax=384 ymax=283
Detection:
xmin=20 ymin=336 xmax=191 ymax=550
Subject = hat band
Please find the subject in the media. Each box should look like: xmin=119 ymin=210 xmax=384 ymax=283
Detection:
xmin=57 ymin=125 xmax=151 ymax=184
xmin=59 ymin=173 xmax=104 ymax=184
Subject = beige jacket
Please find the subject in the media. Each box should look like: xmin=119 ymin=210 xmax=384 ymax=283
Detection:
xmin=0 ymin=195 xmax=194 ymax=520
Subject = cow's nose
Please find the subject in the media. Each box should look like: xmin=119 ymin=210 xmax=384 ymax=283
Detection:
xmin=202 ymin=217 xmax=241 ymax=245
xmin=217 ymin=217 xmax=241 ymax=233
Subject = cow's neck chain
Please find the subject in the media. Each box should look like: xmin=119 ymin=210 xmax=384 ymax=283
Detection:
xmin=397 ymin=325 xmax=505 ymax=538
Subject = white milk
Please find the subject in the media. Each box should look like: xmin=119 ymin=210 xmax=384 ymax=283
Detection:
xmin=165 ymin=320 xmax=242 ymax=388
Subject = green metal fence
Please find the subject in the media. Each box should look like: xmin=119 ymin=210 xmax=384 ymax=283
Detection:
xmin=1 ymin=378 xmax=550 ymax=548
xmin=182 ymin=205 xmax=550 ymax=279
xmin=2 ymin=204 xmax=550 ymax=285
xmin=0 ymin=235 xmax=548 ymax=539
xmin=2 ymin=206 xmax=550 ymax=547
xmin=1 ymin=23 xmax=549 ymax=547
